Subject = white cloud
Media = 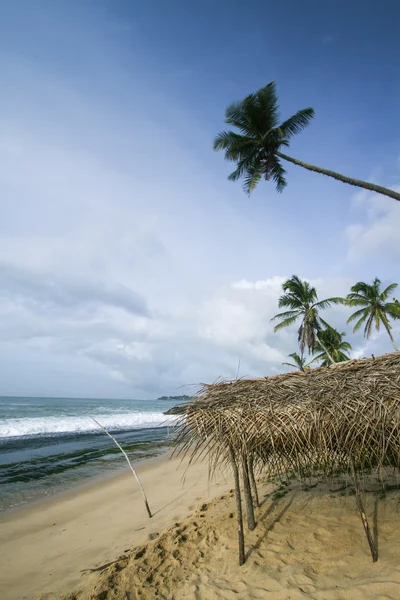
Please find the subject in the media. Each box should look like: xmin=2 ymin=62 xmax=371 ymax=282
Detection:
xmin=199 ymin=278 xmax=287 ymax=365
xmin=231 ymin=276 xmax=286 ymax=291
xmin=0 ymin=7 xmax=399 ymax=398
xmin=346 ymin=186 xmax=400 ymax=263
xmin=0 ymin=261 xmax=149 ymax=317
xmin=350 ymin=345 xmax=369 ymax=360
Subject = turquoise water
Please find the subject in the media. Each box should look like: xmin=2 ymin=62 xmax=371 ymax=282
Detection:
xmin=0 ymin=396 xmax=180 ymax=511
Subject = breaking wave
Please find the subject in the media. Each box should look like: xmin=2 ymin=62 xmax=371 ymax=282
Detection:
xmin=0 ymin=412 xmax=176 ymax=439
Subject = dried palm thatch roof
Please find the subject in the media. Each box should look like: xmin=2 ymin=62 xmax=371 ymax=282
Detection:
xmin=175 ymin=352 xmax=400 ymax=474
xmin=173 ymin=352 xmax=400 ymax=564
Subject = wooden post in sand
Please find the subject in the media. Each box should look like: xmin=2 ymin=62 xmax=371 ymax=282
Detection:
xmin=230 ymin=448 xmax=245 ymax=566
xmin=91 ymin=418 xmax=152 ymax=519
xmin=350 ymin=459 xmax=378 ymax=562
xmin=248 ymin=455 xmax=259 ymax=508
xmin=242 ymin=456 xmax=256 ymax=531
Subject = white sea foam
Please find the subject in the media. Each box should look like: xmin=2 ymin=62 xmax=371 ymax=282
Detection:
xmin=0 ymin=412 xmax=176 ymax=438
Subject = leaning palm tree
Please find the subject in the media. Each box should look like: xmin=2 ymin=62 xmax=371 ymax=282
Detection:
xmin=282 ymin=352 xmax=312 ymax=372
xmin=312 ymin=323 xmax=352 ymax=366
xmin=345 ymin=278 xmax=400 ymax=351
xmin=213 ymin=82 xmax=400 ymax=202
xmin=271 ymin=275 xmax=343 ymax=364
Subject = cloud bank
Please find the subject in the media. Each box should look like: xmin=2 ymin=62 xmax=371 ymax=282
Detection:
xmin=0 ymin=3 xmax=399 ymax=398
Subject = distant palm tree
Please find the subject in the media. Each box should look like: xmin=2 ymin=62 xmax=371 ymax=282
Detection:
xmin=271 ymin=275 xmax=343 ymax=364
xmin=345 ymin=278 xmax=400 ymax=351
xmin=282 ymin=352 xmax=312 ymax=372
xmin=213 ymin=82 xmax=400 ymax=202
xmin=312 ymin=323 xmax=352 ymax=366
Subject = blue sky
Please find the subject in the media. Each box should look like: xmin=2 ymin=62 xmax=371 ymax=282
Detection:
xmin=0 ymin=0 xmax=399 ymax=398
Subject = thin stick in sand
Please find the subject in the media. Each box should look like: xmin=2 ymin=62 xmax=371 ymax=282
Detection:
xmin=350 ymin=459 xmax=378 ymax=562
xmin=91 ymin=417 xmax=152 ymax=518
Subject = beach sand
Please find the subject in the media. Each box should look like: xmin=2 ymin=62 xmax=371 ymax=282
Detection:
xmin=1 ymin=459 xmax=400 ymax=600
xmin=0 ymin=453 xmax=231 ymax=600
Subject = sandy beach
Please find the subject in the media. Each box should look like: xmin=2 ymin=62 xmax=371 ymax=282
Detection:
xmin=1 ymin=455 xmax=400 ymax=600
xmin=0 ymin=453 xmax=231 ymax=600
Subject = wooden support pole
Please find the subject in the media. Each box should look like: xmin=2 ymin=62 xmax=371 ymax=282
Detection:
xmin=230 ymin=449 xmax=245 ymax=566
xmin=242 ymin=456 xmax=256 ymax=531
xmin=248 ymin=455 xmax=260 ymax=508
xmin=350 ymin=459 xmax=378 ymax=562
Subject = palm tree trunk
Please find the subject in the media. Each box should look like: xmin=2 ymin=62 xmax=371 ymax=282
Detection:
xmin=314 ymin=332 xmax=336 ymax=365
xmin=276 ymin=152 xmax=400 ymax=203
xmin=383 ymin=323 xmax=399 ymax=351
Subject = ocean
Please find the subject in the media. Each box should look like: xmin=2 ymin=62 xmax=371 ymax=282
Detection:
xmin=0 ymin=396 xmax=179 ymax=512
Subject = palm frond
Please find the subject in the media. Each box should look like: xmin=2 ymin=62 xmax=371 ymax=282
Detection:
xmin=279 ymin=107 xmax=315 ymax=139
xmin=381 ymin=282 xmax=398 ymax=300
xmin=282 ymin=362 xmax=297 ymax=369
xmin=271 ymin=309 xmax=302 ymax=322
xmin=243 ymin=167 xmax=264 ymax=195
xmin=313 ymin=297 xmax=345 ymax=310
xmin=273 ymin=315 xmax=299 ymax=331
xmin=379 ymin=311 xmax=392 ymax=332
xmin=350 ymin=281 xmax=377 ymax=295
xmin=386 ymin=302 xmax=400 ymax=319
xmin=339 ymin=341 xmax=353 ymax=352
xmin=282 ymin=275 xmax=318 ymax=305
xmin=352 ymin=314 xmax=368 ymax=333
xmin=319 ymin=318 xmax=335 ymax=330
xmin=251 ymin=82 xmax=280 ymax=132
xmin=265 ymin=154 xmax=287 ymax=192
xmin=277 ymin=294 xmax=304 ymax=309
xmin=213 ymin=130 xmax=258 ymax=159
xmin=347 ymin=308 xmax=368 ymax=324
xmin=365 ymin=313 xmax=374 ymax=339
xmin=311 ymin=352 xmax=325 ymax=363
xmin=228 ymin=153 xmax=262 ymax=184
xmin=346 ymin=294 xmax=369 ymax=307
xmin=224 ymin=101 xmax=255 ymax=136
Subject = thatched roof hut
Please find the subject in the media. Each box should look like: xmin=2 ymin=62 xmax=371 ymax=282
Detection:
xmin=174 ymin=353 xmax=400 ymax=564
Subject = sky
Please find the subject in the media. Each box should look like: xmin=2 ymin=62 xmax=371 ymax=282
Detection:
xmin=0 ymin=0 xmax=399 ymax=399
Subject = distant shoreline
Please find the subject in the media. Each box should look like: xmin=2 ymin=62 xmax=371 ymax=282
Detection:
xmin=157 ymin=395 xmax=192 ymax=401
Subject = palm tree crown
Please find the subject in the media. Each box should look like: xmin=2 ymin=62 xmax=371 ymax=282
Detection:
xmin=312 ymin=323 xmax=352 ymax=366
xmin=271 ymin=275 xmax=343 ymax=362
xmin=213 ymin=82 xmax=313 ymax=194
xmin=214 ymin=82 xmax=400 ymax=202
xmin=344 ymin=278 xmax=400 ymax=351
